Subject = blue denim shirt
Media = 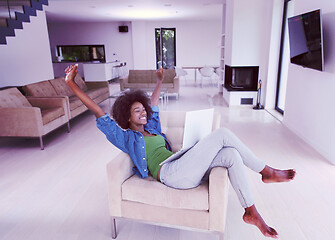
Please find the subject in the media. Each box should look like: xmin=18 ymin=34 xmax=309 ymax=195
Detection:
xmin=96 ymin=105 xmax=172 ymax=178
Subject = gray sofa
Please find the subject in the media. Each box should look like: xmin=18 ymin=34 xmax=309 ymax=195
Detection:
xmin=120 ymin=69 xmax=179 ymax=99
xmin=22 ymin=74 xmax=109 ymax=119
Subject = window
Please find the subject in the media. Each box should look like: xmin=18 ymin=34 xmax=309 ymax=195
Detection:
xmin=155 ymin=28 xmax=176 ymax=69
xmin=57 ymin=45 xmax=106 ymax=62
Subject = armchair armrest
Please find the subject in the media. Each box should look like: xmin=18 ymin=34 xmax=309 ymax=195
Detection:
xmin=209 ymin=167 xmax=229 ymax=232
xmin=86 ymin=81 xmax=109 ymax=90
xmin=213 ymin=112 xmax=221 ymax=131
xmin=106 ymin=151 xmax=134 ymax=217
xmin=120 ymin=76 xmax=128 ymax=91
xmin=173 ymin=76 xmax=179 ymax=88
xmin=0 ymin=107 xmax=43 ymax=136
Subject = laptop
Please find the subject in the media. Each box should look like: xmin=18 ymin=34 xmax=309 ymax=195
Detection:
xmin=159 ymin=108 xmax=214 ymax=165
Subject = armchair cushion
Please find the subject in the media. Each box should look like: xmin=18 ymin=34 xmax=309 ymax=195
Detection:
xmin=40 ymin=107 xmax=65 ymax=125
xmin=26 ymin=97 xmax=68 ymax=125
xmin=122 ymin=175 xmax=209 ymax=211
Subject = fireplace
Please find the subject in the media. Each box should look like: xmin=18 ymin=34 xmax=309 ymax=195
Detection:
xmin=224 ymin=65 xmax=259 ymax=91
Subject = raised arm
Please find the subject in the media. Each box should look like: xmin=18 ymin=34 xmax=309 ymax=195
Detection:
xmin=151 ymin=67 xmax=164 ymax=106
xmin=65 ymin=64 xmax=105 ymax=118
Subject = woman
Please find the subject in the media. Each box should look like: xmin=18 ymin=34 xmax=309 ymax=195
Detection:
xmin=65 ymin=64 xmax=295 ymax=239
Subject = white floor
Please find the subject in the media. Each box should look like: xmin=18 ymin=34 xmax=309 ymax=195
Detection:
xmin=1 ymin=82 xmax=335 ymax=240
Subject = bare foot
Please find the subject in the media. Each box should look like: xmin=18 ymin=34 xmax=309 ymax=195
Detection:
xmin=261 ymin=166 xmax=296 ymax=183
xmin=243 ymin=205 xmax=278 ymax=238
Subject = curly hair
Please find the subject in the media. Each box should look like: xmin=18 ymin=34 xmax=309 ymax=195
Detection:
xmin=112 ymin=89 xmax=153 ymax=129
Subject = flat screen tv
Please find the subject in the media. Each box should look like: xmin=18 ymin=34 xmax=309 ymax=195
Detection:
xmin=288 ymin=9 xmax=324 ymax=71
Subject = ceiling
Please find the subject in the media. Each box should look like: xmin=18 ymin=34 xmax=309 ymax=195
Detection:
xmin=45 ymin=0 xmax=224 ymax=23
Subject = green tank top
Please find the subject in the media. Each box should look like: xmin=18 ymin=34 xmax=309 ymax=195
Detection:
xmin=144 ymin=135 xmax=173 ymax=180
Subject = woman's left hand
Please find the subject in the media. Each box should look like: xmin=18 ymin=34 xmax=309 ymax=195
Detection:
xmin=156 ymin=67 xmax=164 ymax=82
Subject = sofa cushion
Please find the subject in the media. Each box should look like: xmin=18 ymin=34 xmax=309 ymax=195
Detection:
xmin=128 ymin=70 xmax=153 ymax=83
xmin=122 ymin=175 xmax=209 ymax=211
xmin=68 ymin=95 xmax=83 ymax=111
xmin=0 ymin=88 xmax=32 ymax=108
xmin=147 ymin=83 xmax=174 ymax=89
xmin=123 ymin=83 xmax=151 ymax=89
xmin=163 ymin=69 xmax=176 ymax=83
xmin=41 ymin=107 xmax=65 ymax=125
xmin=150 ymin=69 xmax=175 ymax=83
xmin=49 ymin=77 xmax=74 ymax=97
xmin=74 ymin=74 xmax=88 ymax=92
xmin=23 ymin=80 xmax=58 ymax=97
xmin=86 ymin=88 xmax=109 ymax=100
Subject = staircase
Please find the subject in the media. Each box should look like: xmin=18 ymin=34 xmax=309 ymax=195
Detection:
xmin=0 ymin=0 xmax=48 ymax=45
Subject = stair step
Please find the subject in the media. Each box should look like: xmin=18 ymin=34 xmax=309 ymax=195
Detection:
xmin=31 ymin=0 xmax=43 ymax=11
xmin=23 ymin=5 xmax=37 ymax=17
xmin=7 ymin=18 xmax=23 ymax=29
xmin=0 ymin=37 xmax=7 ymax=44
xmin=15 ymin=12 xmax=30 ymax=23
xmin=0 ymin=25 xmax=15 ymax=37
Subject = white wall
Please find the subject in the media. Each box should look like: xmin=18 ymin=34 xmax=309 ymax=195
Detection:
xmin=0 ymin=11 xmax=54 ymax=88
xmin=132 ymin=19 xmax=221 ymax=70
xmin=131 ymin=21 xmax=149 ymax=70
xmin=264 ymin=0 xmax=283 ymax=109
xmin=47 ymin=21 xmax=134 ymax=77
xmin=283 ymin=0 xmax=335 ymax=164
xmin=225 ymin=0 xmax=275 ymax=106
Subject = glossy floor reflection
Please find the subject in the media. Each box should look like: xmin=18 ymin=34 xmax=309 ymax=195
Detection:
xmin=0 ymin=83 xmax=334 ymax=240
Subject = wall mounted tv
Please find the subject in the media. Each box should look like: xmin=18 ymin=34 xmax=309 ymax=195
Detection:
xmin=288 ymin=9 xmax=324 ymax=71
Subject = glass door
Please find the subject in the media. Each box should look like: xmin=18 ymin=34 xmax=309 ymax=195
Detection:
xmin=275 ymin=0 xmax=293 ymax=114
xmin=155 ymin=28 xmax=176 ymax=69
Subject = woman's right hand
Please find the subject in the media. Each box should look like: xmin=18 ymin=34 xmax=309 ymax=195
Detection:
xmin=65 ymin=64 xmax=78 ymax=84
xmin=156 ymin=67 xmax=164 ymax=82
xmin=63 ymin=64 xmax=105 ymax=118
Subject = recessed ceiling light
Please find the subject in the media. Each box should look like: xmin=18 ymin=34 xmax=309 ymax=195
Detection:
xmin=164 ymin=4 xmax=172 ymax=7
xmin=90 ymin=6 xmax=96 ymax=8
xmin=128 ymin=5 xmax=134 ymax=7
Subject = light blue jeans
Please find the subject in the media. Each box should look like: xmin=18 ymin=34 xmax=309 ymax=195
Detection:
xmin=159 ymin=128 xmax=265 ymax=208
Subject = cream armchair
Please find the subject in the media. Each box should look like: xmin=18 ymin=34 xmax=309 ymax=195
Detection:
xmin=106 ymin=111 xmax=229 ymax=239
